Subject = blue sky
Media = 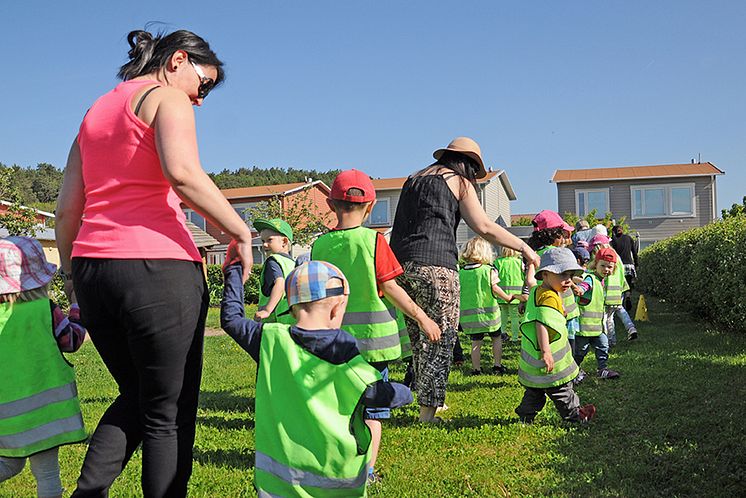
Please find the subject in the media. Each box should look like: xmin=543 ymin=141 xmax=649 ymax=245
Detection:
xmin=3 ymin=1 xmax=745 ymax=213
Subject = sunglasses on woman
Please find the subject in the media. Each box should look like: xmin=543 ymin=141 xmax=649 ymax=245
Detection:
xmin=190 ymin=61 xmax=215 ymax=99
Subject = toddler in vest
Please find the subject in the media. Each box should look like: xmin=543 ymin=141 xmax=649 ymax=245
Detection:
xmin=221 ymin=249 xmax=413 ymax=497
xmin=515 ymin=247 xmax=596 ymax=424
xmin=568 ymin=245 xmax=591 ymax=357
xmin=254 ymin=218 xmax=296 ymax=324
xmin=0 ymin=237 xmax=87 ymax=498
xmin=573 ymin=247 xmax=621 ymax=381
xmin=588 ymin=234 xmax=638 ymax=345
xmin=311 ymin=169 xmax=439 ymax=475
xmin=494 ymin=246 xmax=526 ymax=342
xmin=458 ymin=237 xmax=515 ymax=375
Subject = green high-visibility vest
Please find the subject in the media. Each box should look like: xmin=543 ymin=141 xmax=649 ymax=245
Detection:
xmin=578 ymin=273 xmax=605 ymax=337
xmin=312 ymin=227 xmax=401 ymax=362
xmin=255 ymin=323 xmax=381 ymax=497
xmin=459 ymin=264 xmax=501 ymax=335
xmin=494 ymin=256 xmax=524 ymax=304
xmin=518 ymin=286 xmax=579 ymax=388
xmin=0 ymin=298 xmax=86 ymax=458
xmin=258 ymin=253 xmax=296 ymax=325
xmin=562 ymin=288 xmax=580 ymax=320
xmin=603 ymin=257 xmax=629 ymax=306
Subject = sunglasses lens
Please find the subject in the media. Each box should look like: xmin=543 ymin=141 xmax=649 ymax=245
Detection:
xmin=198 ymin=79 xmax=215 ymax=99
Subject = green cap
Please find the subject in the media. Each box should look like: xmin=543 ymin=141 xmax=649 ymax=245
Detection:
xmin=253 ymin=218 xmax=294 ymax=242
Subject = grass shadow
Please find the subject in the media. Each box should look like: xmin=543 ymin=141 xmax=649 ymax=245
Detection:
xmin=193 ymin=447 xmax=256 ymax=470
xmin=198 ymin=414 xmax=255 ymax=431
xmin=199 ymin=389 xmax=255 ymax=412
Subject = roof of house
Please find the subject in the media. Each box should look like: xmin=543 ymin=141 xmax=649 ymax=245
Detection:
xmin=220 ymin=180 xmax=331 ymax=200
xmin=185 ymin=221 xmax=219 ymax=248
xmin=371 ymin=170 xmax=517 ymax=200
xmin=551 ymin=162 xmax=724 ymax=183
xmin=0 ymin=200 xmax=55 ymax=218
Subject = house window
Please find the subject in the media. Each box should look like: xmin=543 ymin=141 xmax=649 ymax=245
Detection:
xmin=366 ymin=199 xmax=390 ymax=226
xmin=576 ymin=189 xmax=609 ymax=217
xmin=183 ymin=209 xmax=206 ymax=230
xmin=631 ymin=184 xmax=694 ymax=219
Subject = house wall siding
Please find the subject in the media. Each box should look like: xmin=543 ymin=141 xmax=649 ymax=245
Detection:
xmin=557 ymin=176 xmax=717 ymax=243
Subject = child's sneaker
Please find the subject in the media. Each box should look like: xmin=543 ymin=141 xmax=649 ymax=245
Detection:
xmin=578 ymin=404 xmax=596 ymax=423
xmin=491 ymin=365 xmax=508 ymax=375
xmin=500 ymin=332 xmax=509 ymax=342
xmin=627 ymin=328 xmax=638 ymax=341
xmin=470 ymin=369 xmax=482 ymax=376
xmin=598 ymin=368 xmax=620 ymax=379
xmin=573 ymin=369 xmax=586 ymax=385
xmin=367 ymin=468 xmax=382 ymax=484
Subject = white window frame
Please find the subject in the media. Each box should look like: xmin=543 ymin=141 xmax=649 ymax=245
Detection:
xmin=365 ymin=198 xmax=391 ymax=227
xmin=182 ymin=209 xmax=206 ymax=230
xmin=575 ymin=188 xmax=610 ymax=217
xmin=630 ymin=183 xmax=695 ymax=219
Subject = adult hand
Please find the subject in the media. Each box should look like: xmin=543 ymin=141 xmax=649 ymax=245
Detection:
xmin=419 ymin=316 xmax=442 ymax=343
xmin=521 ymin=243 xmax=540 ymax=269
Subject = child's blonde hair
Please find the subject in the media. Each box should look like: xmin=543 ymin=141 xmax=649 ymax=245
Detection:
xmin=0 ymin=287 xmax=48 ymax=304
xmin=586 ymin=243 xmax=611 ymax=270
xmin=460 ymin=237 xmax=495 ymax=265
xmin=500 ymin=246 xmax=520 ymax=258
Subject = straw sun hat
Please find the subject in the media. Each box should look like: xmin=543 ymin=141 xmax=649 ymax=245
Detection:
xmin=433 ymin=137 xmax=487 ymax=179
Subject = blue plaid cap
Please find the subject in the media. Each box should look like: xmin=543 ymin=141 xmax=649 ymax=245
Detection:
xmin=285 ymin=260 xmax=349 ymax=307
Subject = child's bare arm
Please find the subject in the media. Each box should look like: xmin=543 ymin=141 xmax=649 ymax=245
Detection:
xmin=491 ymin=283 xmax=512 ymax=302
xmin=379 ymin=279 xmax=441 ymax=342
xmin=535 ymin=322 xmax=554 ymax=373
xmin=255 ymin=277 xmax=285 ymax=320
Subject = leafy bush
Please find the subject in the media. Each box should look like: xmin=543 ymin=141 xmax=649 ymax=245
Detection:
xmin=636 ymin=217 xmax=746 ymax=333
xmin=206 ymin=264 xmax=262 ymax=306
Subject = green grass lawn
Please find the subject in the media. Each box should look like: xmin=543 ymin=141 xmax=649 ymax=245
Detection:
xmin=4 ymin=297 xmax=746 ymax=497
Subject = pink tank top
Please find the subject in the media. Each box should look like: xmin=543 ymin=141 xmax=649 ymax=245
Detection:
xmin=73 ymin=80 xmax=201 ymax=262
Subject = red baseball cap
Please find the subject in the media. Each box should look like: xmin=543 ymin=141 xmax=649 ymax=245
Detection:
xmin=532 ymin=210 xmax=574 ymax=232
xmin=595 ymin=247 xmax=617 ymax=263
xmin=330 ymin=169 xmax=376 ymax=203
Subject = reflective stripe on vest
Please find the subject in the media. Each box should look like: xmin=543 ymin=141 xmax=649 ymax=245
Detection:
xmin=459 ymin=264 xmax=502 ymax=335
xmin=578 ymin=273 xmax=605 ymax=337
xmin=395 ymin=310 xmax=412 ymax=360
xmin=255 ymin=323 xmax=380 ymax=497
xmin=494 ymin=256 xmax=525 ymax=304
xmin=518 ymin=286 xmax=578 ymax=388
xmin=561 ymin=288 xmax=579 ymax=320
xmin=256 ymin=451 xmax=368 ymax=490
xmin=0 ymin=299 xmax=86 ymax=458
xmin=312 ymin=227 xmax=401 ymax=362
xmin=258 ymin=253 xmax=296 ymax=325
xmin=604 ymin=260 xmax=626 ymax=306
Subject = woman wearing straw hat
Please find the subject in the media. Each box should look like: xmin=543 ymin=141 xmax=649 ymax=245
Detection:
xmin=390 ymin=137 xmax=540 ymax=422
xmin=55 ymin=29 xmax=254 ymax=496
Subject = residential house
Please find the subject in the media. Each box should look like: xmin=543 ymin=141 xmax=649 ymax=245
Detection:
xmin=182 ymin=180 xmax=332 ymax=265
xmin=552 ymin=162 xmax=724 ymax=249
xmin=369 ymin=170 xmax=517 ymax=247
xmin=0 ymin=201 xmax=58 ymax=264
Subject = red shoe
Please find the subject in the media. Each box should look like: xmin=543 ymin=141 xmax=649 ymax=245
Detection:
xmin=578 ymin=404 xmax=596 ymax=423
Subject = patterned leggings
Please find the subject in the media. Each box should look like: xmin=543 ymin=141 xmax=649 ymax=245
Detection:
xmin=397 ymin=261 xmax=460 ymax=407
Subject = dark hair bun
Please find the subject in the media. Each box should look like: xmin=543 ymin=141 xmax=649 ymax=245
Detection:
xmin=126 ymin=30 xmax=155 ymax=60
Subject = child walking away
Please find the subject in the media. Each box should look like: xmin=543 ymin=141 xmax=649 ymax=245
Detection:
xmin=311 ymin=169 xmax=440 ymax=474
xmin=254 ymin=218 xmax=296 ymax=324
xmin=494 ymin=246 xmax=526 ymax=341
xmin=574 ymin=247 xmax=621 ymax=380
xmin=515 ymin=247 xmax=596 ymax=424
xmin=221 ymin=253 xmax=413 ymax=497
xmin=0 ymin=237 xmax=87 ymax=498
xmin=588 ymin=234 xmax=638 ymax=344
xmin=459 ymin=237 xmax=515 ymax=375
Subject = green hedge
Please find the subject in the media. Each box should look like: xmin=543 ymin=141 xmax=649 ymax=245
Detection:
xmin=206 ymin=264 xmax=262 ymax=306
xmin=636 ymin=217 xmax=746 ymax=333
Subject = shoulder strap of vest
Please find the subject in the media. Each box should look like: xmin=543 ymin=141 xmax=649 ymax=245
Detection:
xmin=134 ymin=85 xmax=161 ymax=117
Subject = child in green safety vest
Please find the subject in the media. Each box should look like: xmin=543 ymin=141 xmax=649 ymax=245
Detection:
xmin=0 ymin=237 xmax=88 ymax=498
xmin=221 ymin=249 xmax=413 ymax=497
xmin=588 ymin=234 xmax=638 ymax=345
xmin=515 ymin=247 xmax=596 ymax=424
xmin=311 ymin=169 xmax=440 ymax=480
xmin=573 ymin=247 xmax=622 ymax=381
xmin=494 ymin=246 xmax=526 ymax=342
xmin=254 ymin=218 xmax=296 ymax=325
xmin=459 ymin=237 xmax=517 ymax=375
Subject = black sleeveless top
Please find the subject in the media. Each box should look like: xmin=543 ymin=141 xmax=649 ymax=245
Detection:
xmin=390 ymin=175 xmax=461 ymax=270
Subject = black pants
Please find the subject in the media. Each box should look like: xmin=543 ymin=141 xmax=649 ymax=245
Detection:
xmin=71 ymin=259 xmax=208 ymax=498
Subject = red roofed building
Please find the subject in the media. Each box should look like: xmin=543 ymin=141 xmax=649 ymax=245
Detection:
xmin=552 ymin=162 xmax=724 ymax=248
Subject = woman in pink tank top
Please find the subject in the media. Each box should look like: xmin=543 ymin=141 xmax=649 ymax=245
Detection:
xmin=55 ymin=29 xmax=253 ymax=497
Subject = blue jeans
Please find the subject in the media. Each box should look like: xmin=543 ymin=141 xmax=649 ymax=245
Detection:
xmin=573 ymin=334 xmax=609 ymax=371
xmin=605 ymin=305 xmax=636 ymax=345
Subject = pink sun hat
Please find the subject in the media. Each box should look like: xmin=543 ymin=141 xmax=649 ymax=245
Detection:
xmin=532 ymin=210 xmax=574 ymax=232
xmin=0 ymin=236 xmax=58 ymax=295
